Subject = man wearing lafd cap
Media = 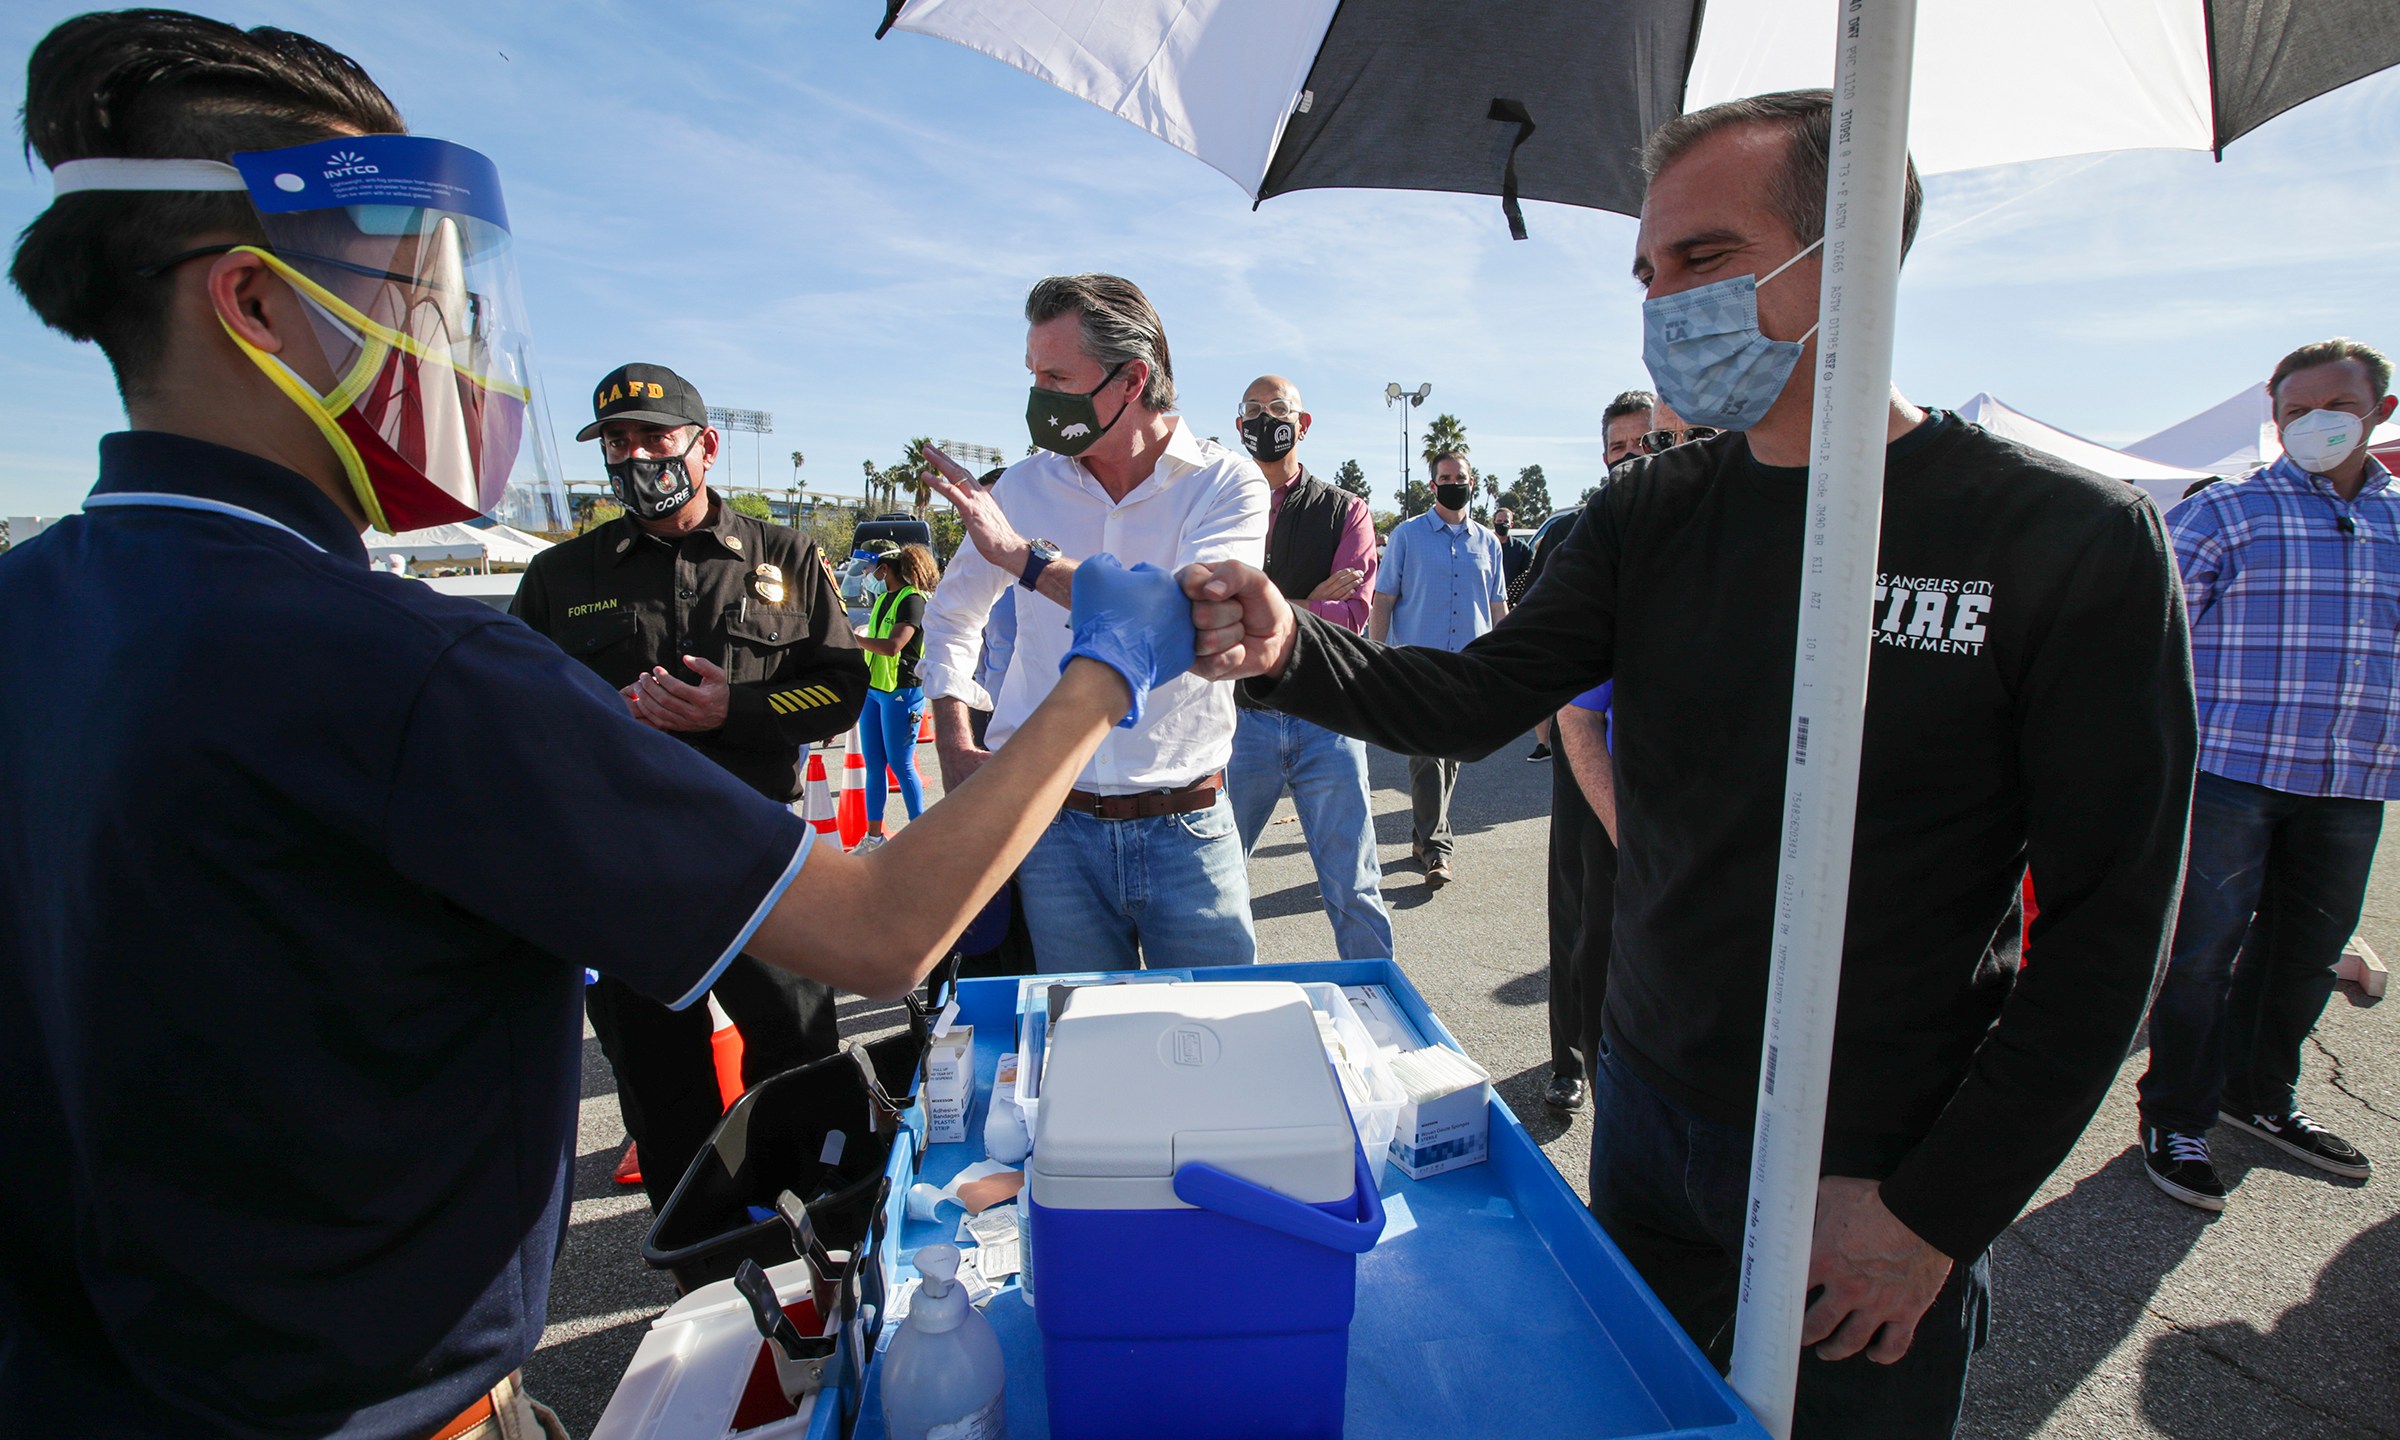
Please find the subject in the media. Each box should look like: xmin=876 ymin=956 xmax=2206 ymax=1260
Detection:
xmin=0 ymin=12 xmax=1197 ymax=1439
xmin=514 ymin=362 xmax=867 ymax=1211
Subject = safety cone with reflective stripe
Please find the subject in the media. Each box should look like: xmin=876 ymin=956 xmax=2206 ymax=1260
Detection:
xmin=803 ymin=750 xmax=840 ymax=844
xmin=707 ymin=994 xmax=746 ymax=1110
xmin=837 ymin=727 xmax=869 ymax=851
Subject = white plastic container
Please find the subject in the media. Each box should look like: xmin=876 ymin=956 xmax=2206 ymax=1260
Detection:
xmin=880 ymin=1243 xmax=1008 ymax=1440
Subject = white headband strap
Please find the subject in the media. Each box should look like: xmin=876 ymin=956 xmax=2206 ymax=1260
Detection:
xmin=50 ymin=157 xmax=247 ymax=198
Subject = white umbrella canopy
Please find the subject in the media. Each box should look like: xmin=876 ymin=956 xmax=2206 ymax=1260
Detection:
xmin=885 ymin=0 xmax=2400 ymax=232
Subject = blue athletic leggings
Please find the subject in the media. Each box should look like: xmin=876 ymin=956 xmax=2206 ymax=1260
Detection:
xmin=861 ymin=685 xmax=927 ymax=824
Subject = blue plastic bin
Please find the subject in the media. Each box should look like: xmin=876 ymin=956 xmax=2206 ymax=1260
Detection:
xmin=847 ymin=962 xmax=1771 ymax=1440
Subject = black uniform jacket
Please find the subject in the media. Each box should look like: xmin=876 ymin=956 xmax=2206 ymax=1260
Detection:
xmin=514 ymin=500 xmax=867 ymax=801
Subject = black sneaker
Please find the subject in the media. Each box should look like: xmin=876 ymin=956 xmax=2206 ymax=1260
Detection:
xmin=2143 ymin=1126 xmax=2227 ymax=1211
xmin=2221 ymin=1108 xmax=2372 ymax=1179
xmin=1526 ymin=743 xmax=1552 ymax=761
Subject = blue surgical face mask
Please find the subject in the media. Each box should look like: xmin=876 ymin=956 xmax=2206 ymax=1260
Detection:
xmin=1641 ymin=239 xmax=1823 ymax=433
xmin=863 ymin=574 xmax=887 ymax=597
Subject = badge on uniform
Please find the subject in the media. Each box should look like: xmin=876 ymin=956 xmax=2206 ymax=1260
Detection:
xmin=751 ymin=562 xmax=787 ymax=605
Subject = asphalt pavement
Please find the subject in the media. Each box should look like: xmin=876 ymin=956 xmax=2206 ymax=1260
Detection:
xmin=528 ymin=736 xmax=2396 ymax=1439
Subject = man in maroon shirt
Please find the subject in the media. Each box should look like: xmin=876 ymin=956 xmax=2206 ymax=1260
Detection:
xmin=1224 ymin=374 xmax=1394 ymax=958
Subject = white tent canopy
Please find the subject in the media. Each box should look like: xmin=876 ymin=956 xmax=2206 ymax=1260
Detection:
xmin=1955 ymin=393 xmax=2212 ymax=511
xmin=364 ymin=521 xmax=551 ymax=571
xmin=2129 ymin=381 xmax=2400 ymax=478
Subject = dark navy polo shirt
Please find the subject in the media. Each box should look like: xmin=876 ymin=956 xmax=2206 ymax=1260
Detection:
xmin=0 ymin=434 xmax=815 ymax=1438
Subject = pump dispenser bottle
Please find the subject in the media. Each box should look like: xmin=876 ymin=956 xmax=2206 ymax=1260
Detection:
xmin=880 ymin=1243 xmax=1008 ymax=1440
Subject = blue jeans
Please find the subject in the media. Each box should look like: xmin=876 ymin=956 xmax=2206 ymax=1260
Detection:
xmin=2137 ymin=770 xmax=2383 ymax=1131
xmin=1017 ymin=793 xmax=1257 ymax=972
xmin=861 ymin=685 xmax=926 ymax=825
xmin=1228 ymin=710 xmax=1394 ymax=960
xmin=1586 ymin=1035 xmax=1989 ymax=1439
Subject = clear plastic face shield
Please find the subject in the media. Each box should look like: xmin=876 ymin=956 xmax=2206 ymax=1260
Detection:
xmin=52 ymin=136 xmax=566 ymax=535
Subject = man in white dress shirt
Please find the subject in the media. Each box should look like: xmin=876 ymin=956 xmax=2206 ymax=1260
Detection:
xmin=922 ymin=273 xmax=1269 ymax=971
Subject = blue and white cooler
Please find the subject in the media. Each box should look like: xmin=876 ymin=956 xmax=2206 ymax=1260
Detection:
xmin=1025 ymin=981 xmax=1385 ymax=1440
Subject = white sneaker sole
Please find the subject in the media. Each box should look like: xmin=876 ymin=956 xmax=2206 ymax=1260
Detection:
xmin=2220 ymin=1114 xmax=2372 ymax=1179
xmin=2144 ymin=1160 xmax=2227 ymax=1211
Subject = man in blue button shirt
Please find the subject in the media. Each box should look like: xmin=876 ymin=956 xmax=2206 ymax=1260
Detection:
xmin=0 ymin=13 xmax=1189 ymax=1439
xmin=1373 ymin=450 xmax=1510 ymax=887
xmin=2137 ymin=337 xmax=2400 ymax=1211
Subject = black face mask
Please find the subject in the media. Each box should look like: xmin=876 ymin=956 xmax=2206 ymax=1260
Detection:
xmin=1027 ymin=361 xmax=1129 ymax=456
xmin=1435 ymin=481 xmax=1474 ymax=512
xmin=1238 ymin=411 xmax=1296 ymax=462
xmin=606 ymin=428 xmax=703 ymax=521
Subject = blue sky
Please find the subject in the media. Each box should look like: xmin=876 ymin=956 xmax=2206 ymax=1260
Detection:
xmin=4 ymin=1 xmax=2397 ymax=519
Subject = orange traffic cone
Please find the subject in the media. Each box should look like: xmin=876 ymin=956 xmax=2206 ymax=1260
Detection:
xmin=708 ymin=994 xmax=746 ymax=1110
xmin=917 ymin=709 xmax=934 ymax=745
xmin=803 ymin=750 xmax=840 ymax=844
xmin=837 ymin=727 xmax=869 ymax=851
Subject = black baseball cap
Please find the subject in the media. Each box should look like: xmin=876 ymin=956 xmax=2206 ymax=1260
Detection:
xmin=577 ymin=362 xmax=707 ymax=442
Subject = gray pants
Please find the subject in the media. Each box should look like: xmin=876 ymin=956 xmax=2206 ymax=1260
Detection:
xmin=1407 ymin=754 xmax=1460 ymax=865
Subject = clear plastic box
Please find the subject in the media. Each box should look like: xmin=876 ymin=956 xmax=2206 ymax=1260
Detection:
xmin=1295 ymin=982 xmax=1406 ymax=1186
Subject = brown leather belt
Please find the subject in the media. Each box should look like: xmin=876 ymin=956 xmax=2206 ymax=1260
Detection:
xmin=1062 ymin=771 xmax=1224 ymax=820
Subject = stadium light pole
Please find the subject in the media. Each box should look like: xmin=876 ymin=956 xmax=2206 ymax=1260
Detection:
xmin=1384 ymin=382 xmax=1431 ymax=505
xmin=707 ymin=407 xmax=774 ymax=495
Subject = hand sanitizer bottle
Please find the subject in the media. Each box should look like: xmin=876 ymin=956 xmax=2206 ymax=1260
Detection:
xmin=881 ymin=1243 xmax=1008 ymax=1440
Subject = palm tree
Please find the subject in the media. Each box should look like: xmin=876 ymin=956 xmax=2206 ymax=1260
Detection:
xmin=900 ymin=437 xmax=936 ymax=517
xmin=1420 ymin=413 xmax=1469 ymax=476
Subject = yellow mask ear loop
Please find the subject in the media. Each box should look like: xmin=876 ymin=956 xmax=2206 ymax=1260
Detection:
xmin=214 ymin=245 xmax=392 ymax=534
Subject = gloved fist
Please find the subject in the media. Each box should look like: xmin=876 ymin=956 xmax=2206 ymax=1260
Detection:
xmin=1060 ymin=553 xmax=1199 ymax=728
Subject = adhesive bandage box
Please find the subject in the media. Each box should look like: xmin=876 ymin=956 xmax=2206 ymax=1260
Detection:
xmin=924 ymin=1024 xmax=973 ymax=1098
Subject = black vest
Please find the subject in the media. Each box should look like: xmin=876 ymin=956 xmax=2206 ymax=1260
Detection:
xmin=1262 ymin=469 xmax=1352 ymax=601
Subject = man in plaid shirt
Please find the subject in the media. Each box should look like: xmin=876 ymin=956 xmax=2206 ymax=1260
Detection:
xmin=2139 ymin=338 xmax=2399 ymax=1210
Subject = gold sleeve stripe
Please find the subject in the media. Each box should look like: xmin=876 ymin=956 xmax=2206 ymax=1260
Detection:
xmin=769 ymin=685 xmax=840 ymax=713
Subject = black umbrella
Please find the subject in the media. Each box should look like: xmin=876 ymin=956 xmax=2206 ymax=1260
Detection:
xmin=881 ymin=0 xmax=2400 ymax=236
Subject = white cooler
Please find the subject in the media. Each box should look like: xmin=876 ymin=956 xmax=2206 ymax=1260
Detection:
xmin=1025 ymin=980 xmax=1384 ymax=1440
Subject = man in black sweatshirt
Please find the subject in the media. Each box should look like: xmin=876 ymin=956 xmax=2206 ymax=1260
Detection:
xmin=1182 ymin=92 xmax=2195 ymax=1439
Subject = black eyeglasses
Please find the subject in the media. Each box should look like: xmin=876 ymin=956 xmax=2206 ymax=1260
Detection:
xmin=1638 ymin=425 xmax=1724 ymax=455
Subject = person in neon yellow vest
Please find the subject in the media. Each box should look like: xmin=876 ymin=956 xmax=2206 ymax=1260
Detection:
xmin=853 ymin=542 xmax=942 ymax=851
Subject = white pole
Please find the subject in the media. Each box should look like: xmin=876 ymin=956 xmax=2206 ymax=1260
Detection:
xmin=1725 ymin=1 xmax=1919 ymax=1436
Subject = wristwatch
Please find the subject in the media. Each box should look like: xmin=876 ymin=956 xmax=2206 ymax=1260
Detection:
xmin=1019 ymin=537 xmax=1063 ymax=592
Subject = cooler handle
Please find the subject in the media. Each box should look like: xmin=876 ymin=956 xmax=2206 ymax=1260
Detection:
xmin=1171 ymin=1144 xmax=1385 ymax=1255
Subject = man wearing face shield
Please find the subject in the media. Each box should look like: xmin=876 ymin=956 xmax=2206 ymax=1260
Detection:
xmin=2135 ymin=338 xmax=2399 ymax=1212
xmin=1182 ymin=89 xmax=2195 ymax=1437
xmin=0 ymin=13 xmax=1196 ymax=1439
xmin=511 ymin=362 xmax=866 ymax=1212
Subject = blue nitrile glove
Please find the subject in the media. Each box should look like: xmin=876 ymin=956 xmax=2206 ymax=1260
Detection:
xmin=1060 ymin=553 xmax=1198 ymax=728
